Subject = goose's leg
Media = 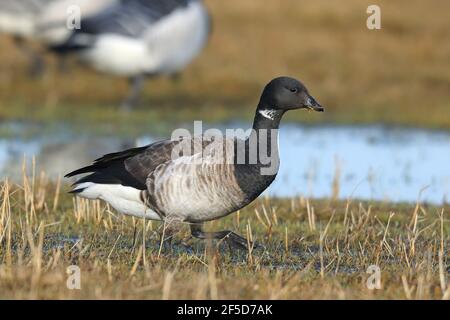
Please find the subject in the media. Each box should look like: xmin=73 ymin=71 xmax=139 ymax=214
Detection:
xmin=169 ymin=72 xmax=181 ymax=82
xmin=158 ymin=217 xmax=183 ymax=251
xmin=57 ymin=55 xmax=70 ymax=74
xmin=158 ymin=229 xmax=174 ymax=251
xmin=14 ymin=36 xmax=45 ymax=78
xmin=120 ymin=74 xmax=146 ymax=112
xmin=190 ymin=223 xmax=255 ymax=250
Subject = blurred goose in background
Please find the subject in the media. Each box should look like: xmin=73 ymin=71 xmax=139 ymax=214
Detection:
xmin=0 ymin=0 xmax=52 ymax=38
xmin=50 ymin=0 xmax=211 ymax=110
xmin=35 ymin=0 xmax=118 ymax=46
xmin=0 ymin=0 xmax=57 ymax=76
xmin=0 ymin=0 xmax=116 ymax=76
xmin=66 ymin=77 xmax=325 ymax=249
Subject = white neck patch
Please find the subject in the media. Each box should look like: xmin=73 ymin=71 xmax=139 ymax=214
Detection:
xmin=258 ymin=109 xmax=278 ymax=121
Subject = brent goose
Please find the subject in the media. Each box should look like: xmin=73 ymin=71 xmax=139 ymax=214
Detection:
xmin=35 ymin=0 xmax=117 ymax=45
xmin=0 ymin=0 xmax=56 ymax=75
xmin=50 ymin=0 xmax=211 ymax=110
xmin=0 ymin=0 xmax=115 ymax=76
xmin=0 ymin=0 xmax=52 ymax=38
xmin=66 ymin=77 xmax=325 ymax=248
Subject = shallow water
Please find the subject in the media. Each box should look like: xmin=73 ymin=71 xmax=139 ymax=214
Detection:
xmin=0 ymin=122 xmax=449 ymax=204
xmin=274 ymin=125 xmax=450 ymax=204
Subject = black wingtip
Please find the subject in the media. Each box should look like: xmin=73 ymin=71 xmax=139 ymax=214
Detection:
xmin=68 ymin=188 xmax=86 ymax=194
xmin=64 ymin=165 xmax=97 ymax=178
xmin=65 ymin=169 xmax=82 ymax=178
xmin=65 ymin=171 xmax=79 ymax=178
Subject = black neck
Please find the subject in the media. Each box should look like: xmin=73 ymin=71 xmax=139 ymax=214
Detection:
xmin=252 ymin=103 xmax=284 ymax=131
xmin=250 ymin=103 xmax=284 ymax=149
xmin=237 ymin=104 xmax=284 ymax=169
xmin=232 ymin=105 xmax=283 ymax=200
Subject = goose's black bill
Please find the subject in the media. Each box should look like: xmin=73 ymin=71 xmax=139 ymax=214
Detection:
xmin=306 ymin=95 xmax=325 ymax=112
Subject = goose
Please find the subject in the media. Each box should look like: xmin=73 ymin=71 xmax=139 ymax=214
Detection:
xmin=49 ymin=0 xmax=211 ymax=110
xmin=0 ymin=0 xmax=116 ymax=76
xmin=35 ymin=0 xmax=118 ymax=45
xmin=0 ymin=0 xmax=51 ymax=38
xmin=0 ymin=0 xmax=57 ymax=76
xmin=65 ymin=77 xmax=325 ymax=248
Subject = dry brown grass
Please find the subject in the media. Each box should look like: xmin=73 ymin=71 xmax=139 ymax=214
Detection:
xmin=0 ymin=0 xmax=449 ymax=127
xmin=0 ymin=167 xmax=448 ymax=299
xmin=1 ymin=2 xmax=448 ymax=300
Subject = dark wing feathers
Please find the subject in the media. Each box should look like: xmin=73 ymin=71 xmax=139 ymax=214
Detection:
xmin=65 ymin=140 xmax=180 ymax=190
xmin=83 ymin=0 xmax=193 ymax=37
xmin=65 ymin=146 xmax=148 ymax=177
xmin=71 ymin=161 xmax=145 ymax=189
xmin=123 ymin=140 xmax=181 ymax=183
xmin=52 ymin=0 xmax=194 ymax=53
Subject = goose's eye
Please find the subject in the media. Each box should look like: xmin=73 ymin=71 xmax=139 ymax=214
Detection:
xmin=290 ymin=88 xmax=298 ymax=93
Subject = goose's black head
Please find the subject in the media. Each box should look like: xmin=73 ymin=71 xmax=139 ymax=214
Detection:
xmin=258 ymin=76 xmax=325 ymax=115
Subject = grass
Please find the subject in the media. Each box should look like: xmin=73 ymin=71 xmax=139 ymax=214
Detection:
xmin=0 ymin=0 xmax=448 ymax=300
xmin=0 ymin=168 xmax=448 ymax=299
xmin=0 ymin=0 xmax=449 ymax=129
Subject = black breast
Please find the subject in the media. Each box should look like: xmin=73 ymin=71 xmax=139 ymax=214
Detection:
xmin=233 ymin=164 xmax=277 ymax=202
xmin=231 ymin=136 xmax=279 ymax=201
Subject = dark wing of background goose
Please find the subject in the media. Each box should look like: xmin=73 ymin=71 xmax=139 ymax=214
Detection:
xmin=50 ymin=0 xmax=211 ymax=110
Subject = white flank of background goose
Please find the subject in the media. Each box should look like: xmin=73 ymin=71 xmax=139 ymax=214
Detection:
xmin=0 ymin=0 xmax=53 ymax=38
xmin=0 ymin=0 xmax=117 ymax=76
xmin=50 ymin=0 xmax=211 ymax=110
xmin=66 ymin=77 xmax=325 ymax=248
xmin=35 ymin=0 xmax=118 ymax=45
xmin=0 ymin=0 xmax=57 ymax=75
